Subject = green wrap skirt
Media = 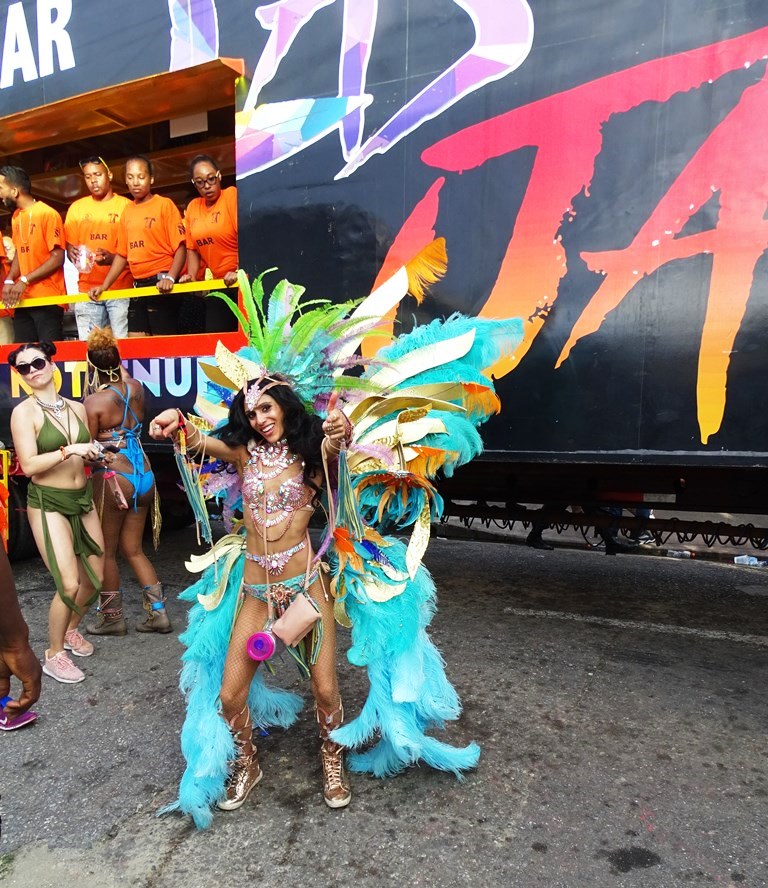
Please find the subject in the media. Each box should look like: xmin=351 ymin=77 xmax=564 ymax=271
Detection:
xmin=26 ymin=480 xmax=103 ymax=614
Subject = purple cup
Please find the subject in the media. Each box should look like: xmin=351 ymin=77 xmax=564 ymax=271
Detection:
xmin=247 ymin=630 xmax=278 ymax=661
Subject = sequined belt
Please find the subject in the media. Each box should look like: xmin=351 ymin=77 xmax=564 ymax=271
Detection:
xmin=245 ymin=538 xmax=307 ymax=575
xmin=242 ymin=567 xmax=320 ymax=605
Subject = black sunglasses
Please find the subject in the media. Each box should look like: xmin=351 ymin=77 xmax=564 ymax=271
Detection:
xmin=14 ymin=357 xmax=48 ymax=376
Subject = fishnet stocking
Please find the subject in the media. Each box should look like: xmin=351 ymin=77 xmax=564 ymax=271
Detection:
xmin=219 ymin=572 xmax=341 ymax=733
xmin=220 ymin=596 xmax=267 ymax=731
xmin=307 ymin=573 xmax=341 ymax=714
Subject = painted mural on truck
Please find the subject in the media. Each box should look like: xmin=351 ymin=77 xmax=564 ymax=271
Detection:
xmin=2 ymin=0 xmax=768 ymax=459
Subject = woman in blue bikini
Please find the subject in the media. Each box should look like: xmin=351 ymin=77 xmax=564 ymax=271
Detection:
xmin=82 ymin=327 xmax=169 ymax=636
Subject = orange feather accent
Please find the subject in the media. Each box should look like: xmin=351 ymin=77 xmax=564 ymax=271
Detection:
xmin=462 ymin=382 xmax=502 ymax=416
xmin=406 ymin=238 xmax=448 ymax=304
xmin=407 ymin=445 xmax=455 ymax=477
xmin=333 ymin=527 xmax=356 ymax=554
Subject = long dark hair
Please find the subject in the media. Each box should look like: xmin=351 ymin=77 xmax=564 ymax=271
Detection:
xmin=217 ymin=377 xmax=325 ymax=490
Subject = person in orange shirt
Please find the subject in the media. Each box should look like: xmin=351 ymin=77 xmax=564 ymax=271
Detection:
xmin=179 ymin=154 xmax=239 ymax=332
xmin=0 ymin=166 xmax=66 ymax=342
xmin=65 ymin=157 xmax=134 ymax=339
xmin=0 ymin=234 xmax=12 ymax=345
xmin=90 ymin=156 xmax=186 ymax=336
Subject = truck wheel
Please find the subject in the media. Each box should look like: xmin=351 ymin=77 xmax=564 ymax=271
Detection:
xmin=7 ymin=478 xmax=38 ymax=562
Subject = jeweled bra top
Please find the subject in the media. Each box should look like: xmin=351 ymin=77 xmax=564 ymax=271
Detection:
xmin=243 ymin=438 xmax=314 ymax=542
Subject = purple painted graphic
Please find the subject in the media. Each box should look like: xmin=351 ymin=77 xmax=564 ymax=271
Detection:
xmin=235 ymin=0 xmax=534 ymax=181
xmin=168 ymin=0 xmax=220 ymax=70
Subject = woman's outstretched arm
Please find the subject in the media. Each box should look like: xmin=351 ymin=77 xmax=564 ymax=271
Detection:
xmin=149 ymin=408 xmax=241 ymax=464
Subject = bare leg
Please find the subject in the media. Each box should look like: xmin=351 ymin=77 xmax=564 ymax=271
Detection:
xmin=65 ymin=507 xmax=104 ymax=634
xmin=27 ymin=507 xmax=86 ymax=655
xmin=92 ymin=473 xmax=125 ymax=591
xmin=118 ymin=503 xmax=159 ymax=588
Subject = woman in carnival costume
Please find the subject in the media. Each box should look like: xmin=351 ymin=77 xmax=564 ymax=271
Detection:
xmin=151 ymin=246 xmax=524 ymax=828
xmin=82 ymin=326 xmax=168 ymax=636
xmin=8 ymin=340 xmax=104 ymax=684
xmin=150 ymin=373 xmax=354 ymax=813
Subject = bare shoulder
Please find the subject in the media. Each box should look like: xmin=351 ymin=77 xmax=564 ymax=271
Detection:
xmin=128 ymin=377 xmax=145 ymax=402
xmin=69 ymin=398 xmax=89 ymax=421
xmin=10 ymin=398 xmax=34 ymax=422
xmin=83 ymin=389 xmax=109 ymax=416
xmin=10 ymin=398 xmax=39 ymax=440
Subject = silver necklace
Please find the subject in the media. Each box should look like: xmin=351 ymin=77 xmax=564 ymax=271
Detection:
xmin=35 ymin=395 xmax=65 ymax=418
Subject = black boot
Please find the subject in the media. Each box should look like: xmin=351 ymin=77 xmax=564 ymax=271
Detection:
xmin=602 ymin=532 xmax=639 ymax=555
xmin=526 ymin=530 xmax=554 ymax=551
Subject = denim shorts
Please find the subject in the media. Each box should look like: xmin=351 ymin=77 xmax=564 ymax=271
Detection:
xmin=75 ymin=298 xmax=129 ymax=339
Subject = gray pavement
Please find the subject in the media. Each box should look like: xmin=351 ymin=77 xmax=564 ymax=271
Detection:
xmin=1 ymin=526 xmax=767 ymax=887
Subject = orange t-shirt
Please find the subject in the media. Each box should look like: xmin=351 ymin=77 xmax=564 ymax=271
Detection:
xmin=11 ymin=201 xmax=66 ymax=300
xmin=65 ymin=193 xmax=134 ymax=292
xmin=116 ymin=194 xmax=185 ymax=280
xmin=184 ymin=187 xmax=238 ymax=278
xmin=0 ymin=236 xmax=8 ymax=318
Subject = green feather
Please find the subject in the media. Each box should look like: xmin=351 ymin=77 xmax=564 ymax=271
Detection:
xmin=206 ymin=291 xmax=249 ymax=333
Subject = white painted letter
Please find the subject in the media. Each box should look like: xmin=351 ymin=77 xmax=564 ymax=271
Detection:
xmin=0 ymin=2 xmax=38 ymax=89
xmin=37 ymin=0 xmax=75 ymax=77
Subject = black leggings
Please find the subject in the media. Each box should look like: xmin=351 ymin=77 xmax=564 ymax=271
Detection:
xmin=13 ymin=306 xmax=64 ymax=342
xmin=129 ymin=276 xmax=178 ymax=335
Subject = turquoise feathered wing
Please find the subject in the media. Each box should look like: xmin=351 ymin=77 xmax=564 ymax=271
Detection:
xmin=326 ymin=314 xmax=522 ymax=776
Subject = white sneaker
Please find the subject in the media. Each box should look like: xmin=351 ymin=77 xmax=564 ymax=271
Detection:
xmin=43 ymin=650 xmax=85 ymax=684
xmin=64 ymin=629 xmax=94 ymax=657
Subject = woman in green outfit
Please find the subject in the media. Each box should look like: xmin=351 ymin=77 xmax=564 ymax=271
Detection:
xmin=8 ymin=340 xmax=104 ymax=684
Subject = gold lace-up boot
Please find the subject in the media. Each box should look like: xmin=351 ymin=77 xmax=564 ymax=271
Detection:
xmin=317 ymin=702 xmax=351 ymax=809
xmin=217 ymin=706 xmax=263 ymax=811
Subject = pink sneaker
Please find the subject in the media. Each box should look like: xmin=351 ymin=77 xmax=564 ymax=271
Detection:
xmin=64 ymin=629 xmax=94 ymax=658
xmin=43 ymin=650 xmax=85 ymax=684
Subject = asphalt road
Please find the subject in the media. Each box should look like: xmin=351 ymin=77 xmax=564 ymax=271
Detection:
xmin=1 ymin=528 xmax=767 ymax=888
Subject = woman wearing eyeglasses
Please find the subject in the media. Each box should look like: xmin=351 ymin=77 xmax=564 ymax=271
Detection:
xmin=178 ymin=155 xmax=238 ymax=333
xmin=8 ymin=341 xmax=104 ymax=684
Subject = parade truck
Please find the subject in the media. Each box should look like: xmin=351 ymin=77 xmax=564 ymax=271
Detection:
xmin=2 ymin=0 xmax=768 ymax=558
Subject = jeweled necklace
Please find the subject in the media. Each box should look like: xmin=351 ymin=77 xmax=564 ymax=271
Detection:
xmin=251 ymin=438 xmax=298 ymax=478
xmin=35 ymin=394 xmax=65 ymax=419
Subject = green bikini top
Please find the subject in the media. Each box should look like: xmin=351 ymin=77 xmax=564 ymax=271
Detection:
xmin=36 ymin=403 xmax=90 ymax=454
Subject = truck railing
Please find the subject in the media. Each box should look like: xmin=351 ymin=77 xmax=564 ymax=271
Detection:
xmin=5 ymin=278 xmax=233 ymax=309
xmin=441 ymin=502 xmax=768 ymax=551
